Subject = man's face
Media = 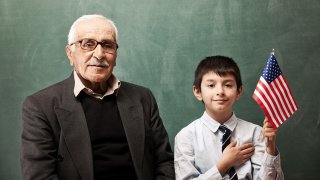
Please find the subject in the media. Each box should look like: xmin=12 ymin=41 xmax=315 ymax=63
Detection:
xmin=66 ymin=18 xmax=117 ymax=85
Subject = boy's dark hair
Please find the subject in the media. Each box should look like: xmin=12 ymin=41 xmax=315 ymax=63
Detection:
xmin=193 ymin=55 xmax=242 ymax=91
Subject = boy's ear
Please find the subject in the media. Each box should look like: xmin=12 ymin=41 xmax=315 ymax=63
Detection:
xmin=236 ymin=86 xmax=243 ymax=100
xmin=193 ymin=86 xmax=203 ymax=101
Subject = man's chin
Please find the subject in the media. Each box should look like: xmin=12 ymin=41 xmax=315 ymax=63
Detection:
xmin=86 ymin=73 xmax=108 ymax=82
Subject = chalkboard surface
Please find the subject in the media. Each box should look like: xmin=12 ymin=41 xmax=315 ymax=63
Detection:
xmin=1 ymin=0 xmax=319 ymax=179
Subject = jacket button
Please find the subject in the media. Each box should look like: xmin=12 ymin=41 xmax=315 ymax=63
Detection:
xmin=57 ymin=155 xmax=64 ymax=162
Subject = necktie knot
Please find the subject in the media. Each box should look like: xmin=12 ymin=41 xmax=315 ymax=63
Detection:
xmin=219 ymin=125 xmax=231 ymax=135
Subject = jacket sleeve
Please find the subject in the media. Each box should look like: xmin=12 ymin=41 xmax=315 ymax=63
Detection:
xmin=20 ymin=95 xmax=59 ymax=180
xmin=147 ymin=90 xmax=175 ymax=180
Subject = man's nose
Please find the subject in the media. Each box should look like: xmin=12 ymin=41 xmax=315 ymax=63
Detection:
xmin=93 ymin=44 xmax=106 ymax=60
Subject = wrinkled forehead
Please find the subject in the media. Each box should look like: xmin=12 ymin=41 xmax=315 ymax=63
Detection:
xmin=74 ymin=18 xmax=116 ymax=41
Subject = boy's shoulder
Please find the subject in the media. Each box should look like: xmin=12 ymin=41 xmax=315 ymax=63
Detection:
xmin=175 ymin=118 xmax=203 ymax=137
xmin=236 ymin=117 xmax=263 ymax=130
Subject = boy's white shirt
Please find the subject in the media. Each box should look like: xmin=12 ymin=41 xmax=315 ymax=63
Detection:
xmin=174 ymin=111 xmax=284 ymax=180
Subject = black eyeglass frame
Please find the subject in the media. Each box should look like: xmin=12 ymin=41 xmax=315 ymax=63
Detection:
xmin=69 ymin=38 xmax=119 ymax=54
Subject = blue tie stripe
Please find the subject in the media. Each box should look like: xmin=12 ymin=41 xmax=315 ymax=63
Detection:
xmin=219 ymin=125 xmax=238 ymax=180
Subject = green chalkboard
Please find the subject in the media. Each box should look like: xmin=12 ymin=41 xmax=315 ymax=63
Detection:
xmin=1 ymin=0 xmax=319 ymax=179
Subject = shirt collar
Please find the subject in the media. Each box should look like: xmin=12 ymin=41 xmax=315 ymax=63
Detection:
xmin=73 ymin=71 xmax=121 ymax=99
xmin=200 ymin=111 xmax=238 ymax=133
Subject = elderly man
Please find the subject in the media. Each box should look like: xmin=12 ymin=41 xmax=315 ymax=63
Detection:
xmin=21 ymin=14 xmax=174 ymax=180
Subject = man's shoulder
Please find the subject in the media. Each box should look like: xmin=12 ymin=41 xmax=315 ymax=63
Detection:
xmin=26 ymin=75 xmax=72 ymax=100
xmin=120 ymin=81 xmax=151 ymax=93
xmin=121 ymin=81 xmax=148 ymax=89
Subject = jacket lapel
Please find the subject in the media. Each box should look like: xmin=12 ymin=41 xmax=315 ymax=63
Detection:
xmin=117 ymin=87 xmax=145 ymax=178
xmin=54 ymin=75 xmax=94 ymax=180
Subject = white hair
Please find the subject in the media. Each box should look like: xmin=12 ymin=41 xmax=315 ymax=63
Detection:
xmin=67 ymin=14 xmax=119 ymax=45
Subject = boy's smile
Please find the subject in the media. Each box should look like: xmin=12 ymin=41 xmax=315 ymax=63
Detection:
xmin=214 ymin=99 xmax=228 ymax=104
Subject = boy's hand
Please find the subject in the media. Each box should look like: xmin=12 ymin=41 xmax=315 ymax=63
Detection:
xmin=263 ymin=117 xmax=278 ymax=156
xmin=216 ymin=141 xmax=254 ymax=175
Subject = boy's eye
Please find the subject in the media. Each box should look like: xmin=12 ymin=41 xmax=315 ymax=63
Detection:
xmin=207 ymin=84 xmax=215 ymax=88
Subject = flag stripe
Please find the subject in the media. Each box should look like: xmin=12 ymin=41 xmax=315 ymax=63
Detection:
xmin=272 ymin=78 xmax=291 ymax=118
xmin=255 ymin=78 xmax=283 ymax=126
xmin=274 ymin=76 xmax=294 ymax=114
xmin=279 ymin=75 xmax=298 ymax=111
xmin=259 ymin=78 xmax=285 ymax=124
xmin=270 ymin=78 xmax=291 ymax=120
xmin=252 ymin=53 xmax=298 ymax=128
xmin=263 ymin=79 xmax=287 ymax=123
xmin=253 ymin=89 xmax=279 ymax=127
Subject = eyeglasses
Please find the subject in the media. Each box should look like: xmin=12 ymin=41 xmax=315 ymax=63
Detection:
xmin=70 ymin=39 xmax=119 ymax=54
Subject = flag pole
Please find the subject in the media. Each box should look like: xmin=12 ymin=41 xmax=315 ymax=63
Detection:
xmin=265 ymin=48 xmax=275 ymax=147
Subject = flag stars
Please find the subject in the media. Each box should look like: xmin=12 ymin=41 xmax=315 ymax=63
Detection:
xmin=262 ymin=55 xmax=283 ymax=83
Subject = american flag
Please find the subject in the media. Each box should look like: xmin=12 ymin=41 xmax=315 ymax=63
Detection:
xmin=252 ymin=52 xmax=298 ymax=128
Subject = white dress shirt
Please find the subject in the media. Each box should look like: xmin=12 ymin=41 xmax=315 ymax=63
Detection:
xmin=174 ymin=111 xmax=284 ymax=180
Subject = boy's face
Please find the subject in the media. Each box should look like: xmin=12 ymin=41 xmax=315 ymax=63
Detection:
xmin=193 ymin=71 xmax=242 ymax=121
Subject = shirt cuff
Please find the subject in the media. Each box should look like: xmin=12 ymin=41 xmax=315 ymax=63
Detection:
xmin=263 ymin=151 xmax=281 ymax=169
xmin=202 ymin=165 xmax=224 ymax=179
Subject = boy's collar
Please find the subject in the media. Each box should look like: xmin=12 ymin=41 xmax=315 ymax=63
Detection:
xmin=201 ymin=111 xmax=238 ymax=133
xmin=222 ymin=113 xmax=238 ymax=131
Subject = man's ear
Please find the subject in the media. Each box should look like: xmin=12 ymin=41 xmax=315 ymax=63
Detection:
xmin=236 ymin=86 xmax=243 ymax=100
xmin=193 ymin=86 xmax=203 ymax=101
xmin=114 ymin=51 xmax=117 ymax=66
xmin=65 ymin=45 xmax=74 ymax=66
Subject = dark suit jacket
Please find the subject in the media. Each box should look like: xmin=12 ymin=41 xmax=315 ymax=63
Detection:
xmin=21 ymin=74 xmax=175 ymax=180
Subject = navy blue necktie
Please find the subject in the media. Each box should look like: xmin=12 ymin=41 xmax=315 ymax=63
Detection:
xmin=219 ymin=125 xmax=238 ymax=180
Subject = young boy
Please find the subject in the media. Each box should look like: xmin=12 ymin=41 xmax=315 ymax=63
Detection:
xmin=174 ymin=56 xmax=284 ymax=180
